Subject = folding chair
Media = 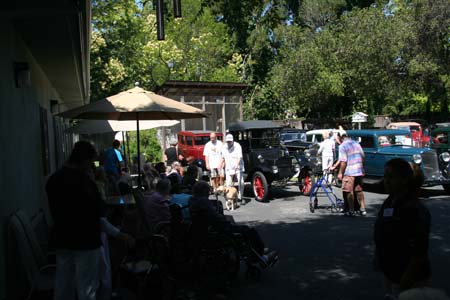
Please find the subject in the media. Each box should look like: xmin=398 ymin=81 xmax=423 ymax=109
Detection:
xmin=8 ymin=211 xmax=55 ymax=300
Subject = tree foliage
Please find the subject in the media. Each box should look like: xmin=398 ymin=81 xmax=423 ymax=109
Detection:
xmin=91 ymin=0 xmax=450 ymax=124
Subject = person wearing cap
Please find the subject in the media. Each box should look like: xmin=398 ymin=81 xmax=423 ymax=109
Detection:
xmin=203 ymin=132 xmax=224 ymax=193
xmin=221 ymin=134 xmax=245 ymax=202
xmin=164 ymin=138 xmax=179 ymax=167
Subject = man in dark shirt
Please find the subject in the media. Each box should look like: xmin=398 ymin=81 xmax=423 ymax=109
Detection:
xmin=46 ymin=141 xmax=103 ymax=300
xmin=164 ymin=138 xmax=179 ymax=166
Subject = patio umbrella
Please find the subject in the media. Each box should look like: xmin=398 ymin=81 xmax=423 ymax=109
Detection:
xmin=58 ymin=86 xmax=207 ymax=186
xmin=67 ymin=119 xmax=179 ymax=168
xmin=67 ymin=119 xmax=179 ymax=134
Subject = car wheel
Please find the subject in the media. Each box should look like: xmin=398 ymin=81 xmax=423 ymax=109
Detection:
xmin=252 ymin=171 xmax=269 ymax=202
xmin=443 ymin=184 xmax=450 ymax=195
xmin=299 ymin=171 xmax=315 ymax=196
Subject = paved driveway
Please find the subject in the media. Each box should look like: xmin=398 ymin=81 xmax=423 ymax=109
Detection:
xmin=223 ymin=184 xmax=450 ymax=300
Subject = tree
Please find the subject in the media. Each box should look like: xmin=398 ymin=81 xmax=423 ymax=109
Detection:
xmin=126 ymin=129 xmax=162 ymax=163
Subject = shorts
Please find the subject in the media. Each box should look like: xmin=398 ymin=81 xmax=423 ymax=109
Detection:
xmin=210 ymin=168 xmax=224 ymax=178
xmin=342 ymin=176 xmax=363 ymax=193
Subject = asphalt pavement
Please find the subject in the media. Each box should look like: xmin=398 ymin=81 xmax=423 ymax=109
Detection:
xmin=220 ymin=183 xmax=450 ymax=300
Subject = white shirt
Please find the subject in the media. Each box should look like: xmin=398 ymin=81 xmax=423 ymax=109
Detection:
xmin=203 ymin=140 xmax=223 ymax=169
xmin=221 ymin=142 xmax=244 ymax=174
xmin=318 ymin=138 xmax=335 ymax=158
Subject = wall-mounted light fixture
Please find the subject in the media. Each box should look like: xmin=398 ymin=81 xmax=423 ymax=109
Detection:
xmin=50 ymin=100 xmax=59 ymax=114
xmin=14 ymin=62 xmax=31 ymax=88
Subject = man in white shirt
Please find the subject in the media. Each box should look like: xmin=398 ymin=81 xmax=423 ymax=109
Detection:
xmin=221 ymin=134 xmax=244 ymax=202
xmin=203 ymin=132 xmax=224 ymax=192
xmin=318 ymin=131 xmax=335 ymax=183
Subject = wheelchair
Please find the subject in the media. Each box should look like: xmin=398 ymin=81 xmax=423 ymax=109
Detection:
xmin=154 ymin=203 xmax=273 ymax=287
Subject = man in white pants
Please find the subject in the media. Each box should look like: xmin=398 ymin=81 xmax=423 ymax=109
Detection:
xmin=203 ymin=132 xmax=224 ymax=193
xmin=221 ymin=134 xmax=245 ymax=202
xmin=318 ymin=131 xmax=335 ymax=183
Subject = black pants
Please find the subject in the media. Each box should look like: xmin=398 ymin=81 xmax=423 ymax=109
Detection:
xmin=228 ymin=225 xmax=265 ymax=255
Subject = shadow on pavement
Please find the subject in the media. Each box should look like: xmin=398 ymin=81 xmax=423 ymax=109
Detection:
xmin=227 ymin=195 xmax=450 ymax=300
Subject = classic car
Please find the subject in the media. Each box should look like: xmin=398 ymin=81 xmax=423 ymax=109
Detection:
xmin=228 ymin=120 xmax=298 ymax=202
xmin=386 ymin=122 xmax=430 ymax=147
xmin=347 ymin=129 xmax=450 ymax=193
xmin=177 ymin=130 xmax=223 ymax=162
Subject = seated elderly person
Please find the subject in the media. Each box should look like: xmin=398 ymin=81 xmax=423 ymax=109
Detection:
xmin=181 ymin=165 xmax=198 ymax=193
xmin=189 ymin=181 xmax=278 ymax=265
xmin=143 ymin=179 xmax=172 ymax=233
xmin=143 ymin=162 xmax=160 ymax=191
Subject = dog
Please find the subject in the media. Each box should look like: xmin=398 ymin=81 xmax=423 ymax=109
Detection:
xmin=217 ymin=185 xmax=238 ymax=211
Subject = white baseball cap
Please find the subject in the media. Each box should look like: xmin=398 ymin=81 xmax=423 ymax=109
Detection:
xmin=225 ymin=134 xmax=234 ymax=142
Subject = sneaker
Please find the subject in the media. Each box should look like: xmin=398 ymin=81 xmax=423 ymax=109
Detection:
xmin=383 ymin=293 xmax=397 ymax=300
xmin=360 ymin=209 xmax=367 ymax=216
xmin=344 ymin=210 xmax=355 ymax=217
xmin=262 ymin=251 xmax=279 ymax=267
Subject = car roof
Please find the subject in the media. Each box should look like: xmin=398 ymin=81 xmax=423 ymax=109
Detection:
xmin=178 ymin=130 xmax=223 ymax=135
xmin=228 ymin=120 xmax=282 ymax=131
xmin=280 ymin=128 xmax=306 ymax=132
xmin=347 ymin=129 xmax=411 ymax=136
xmin=431 ymin=127 xmax=450 ymax=134
xmin=387 ymin=122 xmax=420 ymax=127
xmin=306 ymin=129 xmax=346 ymax=135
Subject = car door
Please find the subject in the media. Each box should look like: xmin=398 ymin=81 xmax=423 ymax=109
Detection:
xmin=356 ymin=135 xmax=380 ymax=176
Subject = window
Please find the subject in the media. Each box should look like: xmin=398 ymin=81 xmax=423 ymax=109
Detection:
xmin=178 ymin=135 xmax=184 ymax=145
xmin=186 ymin=136 xmax=193 ymax=146
xmin=194 ymin=136 xmax=210 ymax=145
xmin=39 ymin=106 xmax=50 ymax=175
xmin=359 ymin=136 xmax=375 ymax=148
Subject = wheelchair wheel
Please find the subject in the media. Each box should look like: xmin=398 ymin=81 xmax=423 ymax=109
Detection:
xmin=245 ymin=266 xmax=261 ymax=282
xmin=198 ymin=234 xmax=240 ymax=285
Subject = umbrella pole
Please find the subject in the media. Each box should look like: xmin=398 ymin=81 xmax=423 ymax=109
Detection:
xmin=122 ymin=131 xmax=128 ymax=168
xmin=136 ymin=113 xmax=142 ymax=188
xmin=126 ymin=132 xmax=131 ymax=169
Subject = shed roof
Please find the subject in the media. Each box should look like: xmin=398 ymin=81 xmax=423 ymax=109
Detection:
xmin=228 ymin=120 xmax=281 ymax=131
xmin=157 ymin=80 xmax=249 ymax=97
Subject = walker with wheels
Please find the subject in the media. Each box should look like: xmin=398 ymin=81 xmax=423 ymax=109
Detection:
xmin=309 ymin=170 xmax=343 ymax=213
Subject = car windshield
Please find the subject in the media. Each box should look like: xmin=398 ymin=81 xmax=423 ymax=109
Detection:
xmin=193 ymin=135 xmax=223 ymax=145
xmin=194 ymin=136 xmax=210 ymax=145
xmin=377 ymin=134 xmax=413 ymax=147
xmin=281 ymin=132 xmax=306 ymax=142
xmin=249 ymin=129 xmax=280 ymax=148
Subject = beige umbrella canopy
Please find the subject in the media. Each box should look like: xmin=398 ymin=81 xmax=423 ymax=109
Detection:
xmin=58 ymin=86 xmax=207 ymax=120
xmin=58 ymin=86 xmax=207 ymax=186
xmin=67 ymin=119 xmax=179 ymax=134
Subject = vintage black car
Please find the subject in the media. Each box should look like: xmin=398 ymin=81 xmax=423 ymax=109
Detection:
xmin=228 ymin=120 xmax=299 ymax=202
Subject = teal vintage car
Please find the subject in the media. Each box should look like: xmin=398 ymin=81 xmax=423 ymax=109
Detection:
xmin=347 ymin=129 xmax=450 ymax=193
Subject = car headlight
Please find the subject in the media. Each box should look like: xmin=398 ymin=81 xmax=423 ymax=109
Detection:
xmin=257 ymin=154 xmax=265 ymax=163
xmin=271 ymin=165 xmax=279 ymax=174
xmin=412 ymin=154 xmax=422 ymax=164
xmin=440 ymin=152 xmax=450 ymax=163
xmin=304 ymin=150 xmax=311 ymax=158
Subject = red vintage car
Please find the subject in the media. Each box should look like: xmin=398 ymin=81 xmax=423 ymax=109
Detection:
xmin=177 ymin=130 xmax=224 ymax=162
xmin=386 ymin=122 xmax=430 ymax=147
